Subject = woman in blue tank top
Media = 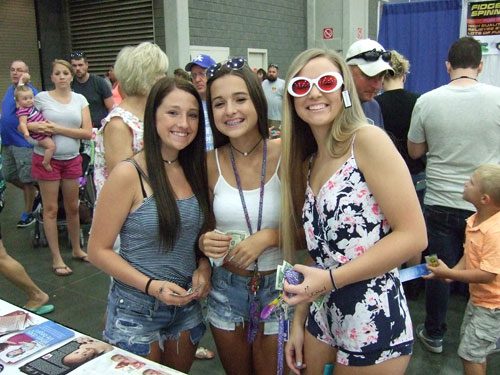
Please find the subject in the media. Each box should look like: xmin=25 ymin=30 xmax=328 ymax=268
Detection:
xmin=88 ymin=77 xmax=211 ymax=373
xmin=280 ymin=49 xmax=427 ymax=374
xmin=199 ymin=58 xmax=283 ymax=374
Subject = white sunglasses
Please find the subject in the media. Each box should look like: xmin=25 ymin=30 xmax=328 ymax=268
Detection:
xmin=287 ymin=72 xmax=344 ymax=97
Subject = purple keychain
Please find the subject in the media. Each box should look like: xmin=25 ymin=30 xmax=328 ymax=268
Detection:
xmin=284 ymin=269 xmax=304 ymax=285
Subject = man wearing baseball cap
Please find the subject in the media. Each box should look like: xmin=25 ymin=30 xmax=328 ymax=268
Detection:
xmin=346 ymin=39 xmax=394 ymax=128
xmin=185 ymin=54 xmax=216 ymax=150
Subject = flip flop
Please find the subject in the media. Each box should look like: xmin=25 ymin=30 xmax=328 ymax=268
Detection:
xmin=72 ymin=255 xmax=89 ymax=262
xmin=24 ymin=304 xmax=55 ymax=315
xmin=53 ymin=266 xmax=73 ymax=276
xmin=195 ymin=346 xmax=215 ymax=360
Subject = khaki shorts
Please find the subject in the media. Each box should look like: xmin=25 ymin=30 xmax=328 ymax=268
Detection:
xmin=458 ymin=301 xmax=500 ymax=363
xmin=2 ymin=145 xmax=34 ymax=184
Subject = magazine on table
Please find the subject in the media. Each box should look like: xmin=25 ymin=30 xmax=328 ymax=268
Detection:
xmin=69 ymin=348 xmax=186 ymax=375
xmin=0 ymin=321 xmax=74 ymax=364
xmin=0 ymin=310 xmax=33 ymax=336
xmin=19 ymin=336 xmax=113 ymax=375
xmin=20 ymin=336 xmax=184 ymax=375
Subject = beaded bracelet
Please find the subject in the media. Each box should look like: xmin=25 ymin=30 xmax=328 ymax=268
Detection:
xmin=329 ymin=268 xmax=338 ymax=291
xmin=144 ymin=278 xmax=155 ymax=296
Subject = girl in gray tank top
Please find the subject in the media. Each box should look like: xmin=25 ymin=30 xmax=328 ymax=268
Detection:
xmin=88 ymin=77 xmax=211 ymax=373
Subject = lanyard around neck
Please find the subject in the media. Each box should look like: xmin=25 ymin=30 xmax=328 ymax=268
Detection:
xmin=228 ymin=138 xmax=267 ymax=235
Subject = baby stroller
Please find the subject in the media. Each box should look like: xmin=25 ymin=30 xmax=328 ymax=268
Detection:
xmin=32 ymin=141 xmax=96 ymax=248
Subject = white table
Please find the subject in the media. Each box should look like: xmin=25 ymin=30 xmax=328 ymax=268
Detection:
xmin=0 ymin=299 xmax=185 ymax=375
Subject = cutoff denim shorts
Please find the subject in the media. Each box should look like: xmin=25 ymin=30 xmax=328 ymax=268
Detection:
xmin=103 ymin=282 xmax=205 ymax=356
xmin=206 ymin=266 xmax=281 ymax=335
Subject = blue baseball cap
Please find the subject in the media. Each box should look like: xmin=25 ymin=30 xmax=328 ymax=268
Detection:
xmin=185 ymin=54 xmax=216 ymax=71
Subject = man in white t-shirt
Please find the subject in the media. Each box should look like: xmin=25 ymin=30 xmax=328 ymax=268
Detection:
xmin=408 ymin=36 xmax=500 ymax=355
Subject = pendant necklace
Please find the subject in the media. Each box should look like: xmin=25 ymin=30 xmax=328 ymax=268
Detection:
xmin=230 ymin=137 xmax=263 ymax=157
xmin=162 ymin=157 xmax=178 ymax=164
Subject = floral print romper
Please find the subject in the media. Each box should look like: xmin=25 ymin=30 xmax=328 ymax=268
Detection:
xmin=303 ymin=144 xmax=414 ymax=366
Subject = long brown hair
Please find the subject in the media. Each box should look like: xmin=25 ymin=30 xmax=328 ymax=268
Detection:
xmin=143 ymin=77 xmax=210 ymax=250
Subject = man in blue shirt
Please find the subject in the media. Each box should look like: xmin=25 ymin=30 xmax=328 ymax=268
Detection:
xmin=0 ymin=60 xmax=38 ymax=227
xmin=185 ymin=54 xmax=216 ymax=151
xmin=346 ymin=39 xmax=394 ymax=128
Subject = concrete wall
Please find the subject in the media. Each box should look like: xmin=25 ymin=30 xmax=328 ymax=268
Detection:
xmin=306 ymin=0 xmax=381 ymax=56
xmin=187 ymin=0 xmax=307 ymax=76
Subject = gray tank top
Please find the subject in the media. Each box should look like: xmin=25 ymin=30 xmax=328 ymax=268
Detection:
xmin=115 ymin=159 xmax=203 ymax=293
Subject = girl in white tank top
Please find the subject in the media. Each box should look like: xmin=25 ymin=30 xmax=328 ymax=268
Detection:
xmin=199 ymin=60 xmax=283 ymax=374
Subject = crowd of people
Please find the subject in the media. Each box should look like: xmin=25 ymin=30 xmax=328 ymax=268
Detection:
xmin=0 ymin=36 xmax=499 ymax=375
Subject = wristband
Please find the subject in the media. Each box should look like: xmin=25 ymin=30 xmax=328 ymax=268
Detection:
xmin=144 ymin=278 xmax=155 ymax=296
xmin=329 ymin=268 xmax=338 ymax=291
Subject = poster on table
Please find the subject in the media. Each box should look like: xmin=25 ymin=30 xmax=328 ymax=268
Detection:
xmin=467 ymin=0 xmax=500 ymax=55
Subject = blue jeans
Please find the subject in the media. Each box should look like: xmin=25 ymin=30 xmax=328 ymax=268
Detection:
xmin=423 ymin=205 xmax=473 ymax=339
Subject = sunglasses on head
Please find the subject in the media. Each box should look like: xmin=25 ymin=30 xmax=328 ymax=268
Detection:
xmin=70 ymin=51 xmax=86 ymax=59
xmin=287 ymin=72 xmax=344 ymax=97
xmin=346 ymin=49 xmax=391 ymax=63
xmin=207 ymin=57 xmax=246 ymax=79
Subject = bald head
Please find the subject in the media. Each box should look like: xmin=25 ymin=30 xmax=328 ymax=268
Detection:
xmin=10 ymin=60 xmax=29 ymax=85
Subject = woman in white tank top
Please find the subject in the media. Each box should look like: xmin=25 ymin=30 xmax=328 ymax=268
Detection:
xmin=199 ymin=58 xmax=283 ymax=374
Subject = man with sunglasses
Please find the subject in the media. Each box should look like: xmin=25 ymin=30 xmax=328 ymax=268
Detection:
xmin=70 ymin=51 xmax=113 ymax=129
xmin=262 ymin=63 xmax=285 ymax=139
xmin=0 ymin=60 xmax=38 ymax=228
xmin=346 ymin=39 xmax=394 ymax=128
xmin=185 ymin=54 xmax=216 ymax=151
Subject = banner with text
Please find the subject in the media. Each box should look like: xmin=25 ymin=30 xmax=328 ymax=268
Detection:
xmin=467 ymin=1 xmax=500 ymax=54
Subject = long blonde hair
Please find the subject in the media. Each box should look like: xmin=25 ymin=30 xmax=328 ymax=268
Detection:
xmin=280 ymin=48 xmax=367 ymax=261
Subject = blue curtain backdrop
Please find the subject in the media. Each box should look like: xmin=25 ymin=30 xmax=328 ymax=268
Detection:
xmin=379 ymin=0 xmax=462 ymax=94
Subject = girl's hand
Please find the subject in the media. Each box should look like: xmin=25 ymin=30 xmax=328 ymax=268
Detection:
xmin=285 ymin=321 xmax=307 ymax=375
xmin=282 ymin=264 xmax=331 ymax=306
xmin=226 ymin=229 xmax=278 ymax=269
xmin=226 ymin=232 xmax=267 ymax=269
xmin=200 ymin=230 xmax=231 ymax=259
xmin=152 ymin=280 xmax=197 ymax=307
xmin=191 ymin=259 xmax=212 ymax=299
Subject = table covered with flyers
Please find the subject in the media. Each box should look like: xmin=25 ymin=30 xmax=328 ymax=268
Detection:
xmin=0 ymin=299 xmax=184 ymax=375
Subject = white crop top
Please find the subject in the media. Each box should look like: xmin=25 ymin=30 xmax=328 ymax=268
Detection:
xmin=213 ymin=148 xmax=283 ymax=271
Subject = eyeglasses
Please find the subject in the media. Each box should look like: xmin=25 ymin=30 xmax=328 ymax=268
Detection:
xmin=268 ymin=63 xmax=279 ymax=70
xmin=10 ymin=68 xmax=26 ymax=73
xmin=346 ymin=49 xmax=391 ymax=63
xmin=70 ymin=51 xmax=86 ymax=59
xmin=190 ymin=71 xmax=207 ymax=80
xmin=287 ymin=72 xmax=344 ymax=97
xmin=207 ymin=57 xmax=246 ymax=79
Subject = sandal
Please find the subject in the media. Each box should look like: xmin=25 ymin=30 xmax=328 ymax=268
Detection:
xmin=52 ymin=266 xmax=73 ymax=276
xmin=195 ymin=346 xmax=215 ymax=360
xmin=72 ymin=255 xmax=89 ymax=262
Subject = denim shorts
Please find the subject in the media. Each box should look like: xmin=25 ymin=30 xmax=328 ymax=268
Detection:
xmin=104 ymin=282 xmax=205 ymax=356
xmin=206 ymin=266 xmax=280 ymax=335
xmin=458 ymin=301 xmax=500 ymax=363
